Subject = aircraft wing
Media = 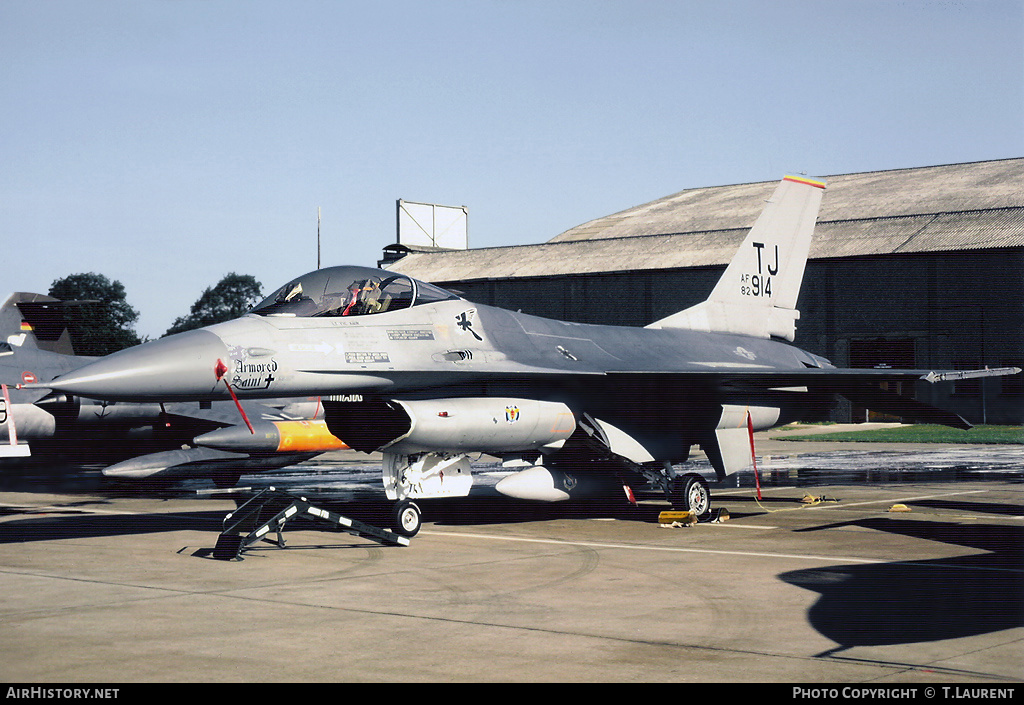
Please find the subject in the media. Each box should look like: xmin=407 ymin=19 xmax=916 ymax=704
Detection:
xmin=607 ymin=366 xmax=1021 ymax=430
xmin=100 ymin=399 xmax=325 ymax=480
xmin=101 ymin=445 xmax=318 ymax=480
xmin=605 ymin=365 xmax=1022 ymax=385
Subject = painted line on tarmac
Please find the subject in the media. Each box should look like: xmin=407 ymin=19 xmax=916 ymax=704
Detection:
xmin=689 ymin=522 xmax=778 ymax=529
xmin=801 ymin=488 xmax=990 ymax=510
xmin=714 ymin=487 xmax=1002 ymax=514
xmin=423 ymin=529 xmax=885 ymax=564
xmin=0 ymin=503 xmax=137 ymax=516
xmin=714 ymin=486 xmax=793 ymax=496
xmin=423 ymin=519 xmax=1024 ymax=574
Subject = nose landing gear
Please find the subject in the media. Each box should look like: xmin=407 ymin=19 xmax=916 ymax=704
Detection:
xmin=391 ymin=499 xmax=422 ymax=537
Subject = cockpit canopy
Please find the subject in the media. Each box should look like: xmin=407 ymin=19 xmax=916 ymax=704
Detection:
xmin=250 ymin=266 xmax=459 ymax=318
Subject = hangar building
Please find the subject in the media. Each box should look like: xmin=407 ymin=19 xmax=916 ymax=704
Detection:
xmin=385 ymin=158 xmax=1024 ymax=425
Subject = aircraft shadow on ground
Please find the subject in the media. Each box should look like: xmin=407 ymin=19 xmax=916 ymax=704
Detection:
xmin=781 ymin=519 xmax=1024 ymax=648
xmin=0 ymin=508 xmax=227 ymax=543
xmin=318 ymin=493 xmax=664 ymax=529
xmin=908 ymin=498 xmax=1024 ymax=519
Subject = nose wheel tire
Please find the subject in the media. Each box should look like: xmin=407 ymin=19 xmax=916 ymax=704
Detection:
xmin=391 ymin=500 xmax=422 ymax=537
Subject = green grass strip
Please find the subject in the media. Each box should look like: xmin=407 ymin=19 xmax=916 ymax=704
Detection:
xmin=775 ymin=424 xmax=1024 ymax=444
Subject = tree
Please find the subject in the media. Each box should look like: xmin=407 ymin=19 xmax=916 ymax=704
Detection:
xmin=164 ymin=273 xmax=263 ymax=337
xmin=48 ymin=273 xmax=143 ymax=356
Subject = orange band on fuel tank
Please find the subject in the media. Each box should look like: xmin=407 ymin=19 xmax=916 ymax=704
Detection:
xmin=274 ymin=420 xmax=350 ymax=452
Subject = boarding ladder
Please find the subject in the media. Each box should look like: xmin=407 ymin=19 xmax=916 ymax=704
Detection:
xmin=212 ymin=487 xmax=410 ymax=560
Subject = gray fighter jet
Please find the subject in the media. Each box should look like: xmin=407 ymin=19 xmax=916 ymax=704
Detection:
xmin=30 ymin=176 xmax=1020 ymax=534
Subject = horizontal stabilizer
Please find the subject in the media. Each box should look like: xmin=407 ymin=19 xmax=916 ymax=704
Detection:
xmin=836 ymin=384 xmax=973 ymax=430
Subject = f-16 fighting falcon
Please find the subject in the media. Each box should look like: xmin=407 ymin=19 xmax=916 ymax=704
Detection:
xmin=28 ymin=176 xmax=1020 ymax=535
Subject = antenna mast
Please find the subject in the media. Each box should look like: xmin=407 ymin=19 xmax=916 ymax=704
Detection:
xmin=317 ymin=207 xmax=321 ymax=269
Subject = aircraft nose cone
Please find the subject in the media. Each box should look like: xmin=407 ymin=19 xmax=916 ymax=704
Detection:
xmin=44 ymin=330 xmax=230 ymax=401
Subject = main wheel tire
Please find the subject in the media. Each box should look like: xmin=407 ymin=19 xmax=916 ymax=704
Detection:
xmin=674 ymin=475 xmax=711 ymax=517
xmin=391 ymin=500 xmax=422 ymax=537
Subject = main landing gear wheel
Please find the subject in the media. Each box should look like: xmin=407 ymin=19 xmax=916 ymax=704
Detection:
xmin=673 ymin=475 xmax=711 ymax=517
xmin=391 ymin=500 xmax=422 ymax=537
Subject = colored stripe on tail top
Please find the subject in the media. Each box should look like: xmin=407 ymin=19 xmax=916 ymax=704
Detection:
xmin=783 ymin=175 xmax=826 ymax=189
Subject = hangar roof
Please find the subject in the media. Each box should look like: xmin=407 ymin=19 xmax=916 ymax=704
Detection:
xmin=387 ymin=158 xmax=1024 ymax=283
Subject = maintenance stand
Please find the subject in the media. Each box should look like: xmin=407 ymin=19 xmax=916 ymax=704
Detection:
xmin=212 ymin=487 xmax=411 ymax=560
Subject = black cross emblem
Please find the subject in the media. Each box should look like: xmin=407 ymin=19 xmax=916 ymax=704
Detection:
xmin=456 ymin=312 xmax=482 ymax=341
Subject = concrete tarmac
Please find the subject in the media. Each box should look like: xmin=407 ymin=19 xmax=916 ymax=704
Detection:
xmin=0 ymin=427 xmax=1021 ymax=684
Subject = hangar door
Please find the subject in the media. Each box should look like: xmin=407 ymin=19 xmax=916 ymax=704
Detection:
xmin=848 ymin=338 xmax=916 ymax=423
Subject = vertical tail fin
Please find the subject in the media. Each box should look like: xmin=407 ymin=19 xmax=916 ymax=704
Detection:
xmin=0 ymin=294 xmax=39 ymax=354
xmin=646 ymin=175 xmax=826 ymax=341
xmin=0 ymin=293 xmax=79 ymax=355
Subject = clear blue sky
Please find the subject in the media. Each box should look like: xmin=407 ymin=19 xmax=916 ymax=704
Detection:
xmin=3 ymin=0 xmax=1022 ymax=339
